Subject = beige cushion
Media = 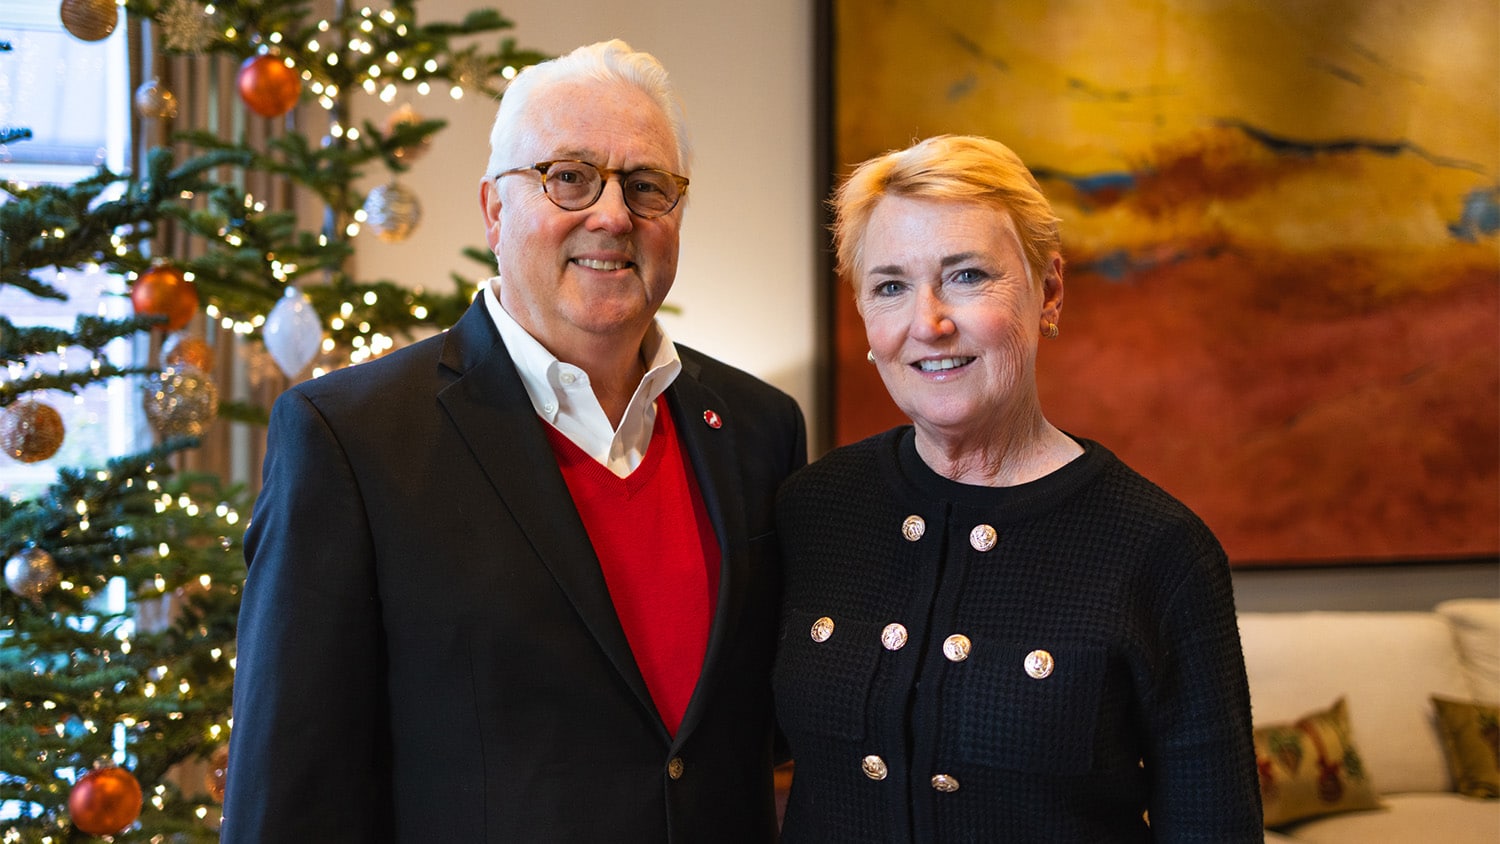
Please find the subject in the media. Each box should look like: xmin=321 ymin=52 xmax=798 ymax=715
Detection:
xmin=1255 ymin=698 xmax=1383 ymax=826
xmin=1435 ymin=599 xmax=1500 ymax=702
xmin=1238 ymin=612 xmax=1471 ymax=794
xmin=1432 ymin=696 xmax=1500 ymax=798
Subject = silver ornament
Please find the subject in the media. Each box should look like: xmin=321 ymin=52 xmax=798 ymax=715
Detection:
xmin=363 ymin=182 xmax=421 ymax=243
xmin=5 ymin=547 xmax=61 ymax=601
xmin=134 ymin=79 xmax=179 ymax=120
xmin=143 ymin=366 xmax=219 ymax=438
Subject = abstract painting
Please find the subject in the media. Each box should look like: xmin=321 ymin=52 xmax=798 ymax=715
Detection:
xmin=828 ymin=0 xmax=1499 ymax=564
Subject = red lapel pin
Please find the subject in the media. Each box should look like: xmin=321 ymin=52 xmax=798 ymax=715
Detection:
xmin=703 ymin=409 xmax=722 ymax=429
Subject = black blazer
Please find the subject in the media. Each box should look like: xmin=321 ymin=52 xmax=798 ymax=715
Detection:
xmin=223 ymin=299 xmax=807 ymax=842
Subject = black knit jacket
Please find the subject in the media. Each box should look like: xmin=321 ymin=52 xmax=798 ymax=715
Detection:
xmin=773 ymin=428 xmax=1263 ymax=842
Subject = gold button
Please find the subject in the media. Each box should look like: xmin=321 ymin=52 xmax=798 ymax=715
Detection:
xmin=1024 ymin=649 xmax=1055 ymax=679
xmin=931 ymin=773 xmax=961 ymax=792
xmin=667 ymin=757 xmax=684 ymax=779
xmin=901 ymin=515 xmax=926 ymax=541
xmin=810 ymin=616 xmax=835 ymax=643
xmin=861 ymin=754 xmax=888 ymax=781
xmin=942 ymin=634 xmax=971 ymax=662
xmin=969 ymin=524 xmax=997 ymax=551
xmin=881 ymin=623 xmax=908 ymax=651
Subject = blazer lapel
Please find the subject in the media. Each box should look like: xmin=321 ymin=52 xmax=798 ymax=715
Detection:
xmin=665 ymin=359 xmax=751 ymax=743
xmin=434 ymin=301 xmax=657 ymax=723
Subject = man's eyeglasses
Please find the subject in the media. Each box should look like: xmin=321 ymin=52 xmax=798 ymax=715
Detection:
xmin=496 ymin=159 xmax=689 ymax=219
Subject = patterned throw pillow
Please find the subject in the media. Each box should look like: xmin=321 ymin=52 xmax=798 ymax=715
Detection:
xmin=1253 ymin=697 xmax=1384 ymax=827
xmin=1431 ymin=696 xmax=1500 ymax=798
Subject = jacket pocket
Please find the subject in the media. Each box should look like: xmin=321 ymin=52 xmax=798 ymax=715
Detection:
xmin=773 ymin=609 xmax=884 ymax=742
xmin=944 ymin=642 xmax=1109 ymax=775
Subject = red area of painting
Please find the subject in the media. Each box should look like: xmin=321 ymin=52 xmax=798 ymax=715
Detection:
xmin=832 ymin=249 xmax=1500 ymax=565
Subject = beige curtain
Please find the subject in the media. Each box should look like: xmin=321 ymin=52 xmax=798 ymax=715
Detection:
xmin=131 ymin=17 xmax=300 ymax=493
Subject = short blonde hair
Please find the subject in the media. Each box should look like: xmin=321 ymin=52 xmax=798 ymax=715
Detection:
xmin=832 ymin=134 xmax=1061 ymax=285
xmin=484 ymin=39 xmax=691 ymax=178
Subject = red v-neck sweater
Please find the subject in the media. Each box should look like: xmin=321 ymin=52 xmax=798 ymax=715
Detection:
xmin=543 ymin=397 xmax=720 ymax=736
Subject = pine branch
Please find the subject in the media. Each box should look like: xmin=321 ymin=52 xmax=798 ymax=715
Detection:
xmin=0 ymin=315 xmax=160 ymax=360
xmin=0 ymin=365 xmax=160 ymax=409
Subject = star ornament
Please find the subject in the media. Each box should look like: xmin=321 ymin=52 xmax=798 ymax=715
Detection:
xmin=158 ymin=0 xmax=219 ymax=53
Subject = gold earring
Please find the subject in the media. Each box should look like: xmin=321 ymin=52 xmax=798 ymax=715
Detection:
xmin=866 ymin=350 xmax=876 ymax=363
xmin=1043 ymin=322 xmax=1060 ymax=339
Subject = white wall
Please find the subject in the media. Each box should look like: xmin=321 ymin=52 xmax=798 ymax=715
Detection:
xmin=350 ymin=0 xmax=820 ymax=434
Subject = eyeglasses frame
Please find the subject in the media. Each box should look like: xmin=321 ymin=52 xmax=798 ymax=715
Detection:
xmin=495 ymin=159 xmax=690 ymax=219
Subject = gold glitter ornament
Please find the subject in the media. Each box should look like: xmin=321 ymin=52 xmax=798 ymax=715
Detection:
xmin=59 ymin=0 xmax=118 ymax=42
xmin=0 ymin=400 xmax=65 ymax=463
xmin=4 ymin=547 xmax=61 ymax=601
xmin=362 ymin=181 xmax=422 ymax=242
xmin=143 ymin=366 xmax=219 ymax=438
xmin=134 ymin=79 xmax=179 ymax=120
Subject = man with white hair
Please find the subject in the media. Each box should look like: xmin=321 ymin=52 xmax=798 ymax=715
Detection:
xmin=225 ymin=40 xmax=806 ymax=842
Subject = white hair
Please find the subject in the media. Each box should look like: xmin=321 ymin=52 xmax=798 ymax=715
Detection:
xmin=482 ymin=39 xmax=692 ymax=178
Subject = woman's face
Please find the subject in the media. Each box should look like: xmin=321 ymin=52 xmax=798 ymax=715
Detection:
xmin=855 ymin=195 xmax=1062 ymax=441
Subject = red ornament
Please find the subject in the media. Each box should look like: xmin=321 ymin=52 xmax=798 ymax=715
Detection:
xmin=237 ymin=54 xmax=302 ymax=118
xmin=69 ymin=766 xmax=143 ymax=836
xmin=163 ymin=334 xmax=215 ymax=372
xmin=131 ymin=262 xmax=199 ymax=332
xmin=205 ymin=744 xmax=229 ymax=802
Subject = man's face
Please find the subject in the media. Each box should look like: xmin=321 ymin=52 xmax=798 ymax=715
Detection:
xmin=480 ymin=79 xmax=683 ymax=361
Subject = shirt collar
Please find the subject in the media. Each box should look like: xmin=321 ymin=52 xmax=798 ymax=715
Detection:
xmin=481 ymin=277 xmax=683 ymax=475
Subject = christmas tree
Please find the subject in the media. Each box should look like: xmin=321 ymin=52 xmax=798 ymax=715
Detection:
xmin=0 ymin=1 xmax=543 ymax=838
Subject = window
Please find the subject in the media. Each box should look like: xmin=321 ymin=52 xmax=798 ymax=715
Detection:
xmin=1 ymin=0 xmax=138 ymax=501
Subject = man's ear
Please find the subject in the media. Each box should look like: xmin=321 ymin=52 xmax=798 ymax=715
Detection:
xmin=480 ymin=177 xmax=502 ymax=252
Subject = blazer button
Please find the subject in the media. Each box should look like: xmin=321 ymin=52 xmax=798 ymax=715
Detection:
xmin=942 ymin=633 xmax=972 ymax=662
xmin=969 ymin=524 xmax=997 ymax=551
xmin=901 ymin=515 xmax=926 ymax=541
xmin=931 ymin=773 xmax=961 ymax=792
xmin=861 ymin=755 xmax=888 ymax=781
xmin=1024 ymin=648 xmax=1055 ymax=679
xmin=667 ymin=757 xmax=685 ymax=780
xmin=881 ymin=623 xmax=908 ymax=651
xmin=810 ymin=616 xmax=835 ymax=642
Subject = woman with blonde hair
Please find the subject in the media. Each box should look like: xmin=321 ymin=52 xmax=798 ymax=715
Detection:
xmin=773 ymin=135 xmax=1262 ymax=841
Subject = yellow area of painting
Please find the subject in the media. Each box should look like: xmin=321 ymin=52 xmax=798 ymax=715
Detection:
xmin=838 ymin=0 xmax=1498 ymax=172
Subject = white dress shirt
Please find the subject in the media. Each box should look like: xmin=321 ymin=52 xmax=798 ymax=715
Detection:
xmin=481 ymin=277 xmax=682 ymax=478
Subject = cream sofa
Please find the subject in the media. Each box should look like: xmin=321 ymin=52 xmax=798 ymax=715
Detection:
xmin=1238 ymin=598 xmax=1500 ymax=843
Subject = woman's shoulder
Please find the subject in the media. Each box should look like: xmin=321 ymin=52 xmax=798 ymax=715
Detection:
xmin=1072 ymin=438 xmax=1221 ymax=546
xmin=779 ymin=427 xmax=906 ymax=497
